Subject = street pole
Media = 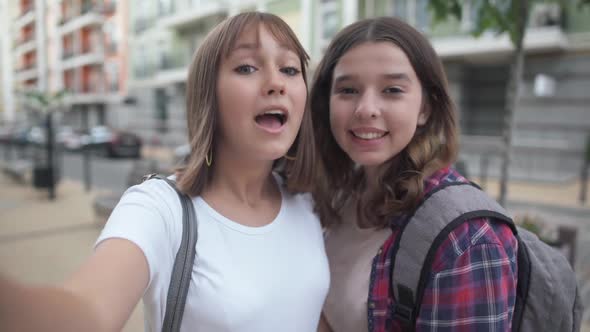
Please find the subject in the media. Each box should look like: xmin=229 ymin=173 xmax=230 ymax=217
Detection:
xmin=46 ymin=111 xmax=55 ymax=200
xmin=82 ymin=110 xmax=91 ymax=192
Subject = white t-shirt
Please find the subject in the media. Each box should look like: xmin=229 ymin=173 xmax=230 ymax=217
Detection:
xmin=96 ymin=174 xmax=330 ymax=332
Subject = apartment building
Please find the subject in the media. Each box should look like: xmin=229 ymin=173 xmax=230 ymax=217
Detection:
xmin=9 ymin=0 xmax=48 ymax=124
xmin=56 ymin=0 xmax=129 ymax=130
xmin=0 ymin=0 xmax=129 ymax=132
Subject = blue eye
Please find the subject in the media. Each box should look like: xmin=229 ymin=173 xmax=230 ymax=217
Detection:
xmin=234 ymin=65 xmax=257 ymax=74
xmin=281 ymin=66 xmax=301 ymax=76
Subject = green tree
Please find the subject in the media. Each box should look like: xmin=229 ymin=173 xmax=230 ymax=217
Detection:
xmin=22 ymin=90 xmax=66 ymax=113
xmin=429 ymin=0 xmax=588 ymax=206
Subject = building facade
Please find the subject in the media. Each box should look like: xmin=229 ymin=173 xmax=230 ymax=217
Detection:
xmin=126 ymin=0 xmax=589 ymax=182
xmin=8 ymin=0 xmax=49 ymax=124
xmin=0 ymin=0 xmax=129 ymax=132
xmin=56 ymin=0 xmax=129 ymax=130
xmin=0 ymin=0 xmax=15 ymax=123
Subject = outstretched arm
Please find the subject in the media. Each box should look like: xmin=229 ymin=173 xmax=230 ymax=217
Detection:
xmin=0 ymin=238 xmax=149 ymax=332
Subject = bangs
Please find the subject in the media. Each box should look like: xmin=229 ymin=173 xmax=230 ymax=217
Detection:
xmin=220 ymin=12 xmax=309 ymax=65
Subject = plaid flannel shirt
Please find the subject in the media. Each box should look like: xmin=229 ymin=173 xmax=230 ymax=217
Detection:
xmin=367 ymin=167 xmax=519 ymax=332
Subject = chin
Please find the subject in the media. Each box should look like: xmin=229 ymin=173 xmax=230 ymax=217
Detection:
xmin=264 ymin=146 xmax=292 ymax=161
xmin=351 ymin=156 xmax=389 ymax=168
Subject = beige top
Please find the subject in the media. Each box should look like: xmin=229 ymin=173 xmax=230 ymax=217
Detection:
xmin=323 ymin=202 xmax=392 ymax=332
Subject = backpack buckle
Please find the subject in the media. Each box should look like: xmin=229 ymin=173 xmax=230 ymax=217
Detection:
xmin=393 ymin=284 xmax=415 ymax=327
xmin=393 ymin=303 xmax=413 ymax=324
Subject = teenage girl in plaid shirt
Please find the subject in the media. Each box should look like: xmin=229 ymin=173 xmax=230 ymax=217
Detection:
xmin=312 ymin=17 xmax=518 ymax=332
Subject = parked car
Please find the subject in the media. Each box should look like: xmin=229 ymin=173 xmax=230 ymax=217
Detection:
xmin=27 ymin=126 xmax=46 ymax=145
xmin=83 ymin=126 xmax=142 ymax=159
xmin=59 ymin=127 xmax=87 ymax=151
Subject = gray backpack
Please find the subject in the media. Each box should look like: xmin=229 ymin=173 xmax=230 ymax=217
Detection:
xmin=391 ymin=182 xmax=583 ymax=331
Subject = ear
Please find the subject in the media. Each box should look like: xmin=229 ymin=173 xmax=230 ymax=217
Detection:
xmin=418 ymin=102 xmax=431 ymax=126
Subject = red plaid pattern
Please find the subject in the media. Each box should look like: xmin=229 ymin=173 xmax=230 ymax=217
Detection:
xmin=368 ymin=167 xmax=518 ymax=332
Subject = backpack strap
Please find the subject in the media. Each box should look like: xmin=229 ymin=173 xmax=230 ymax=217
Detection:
xmin=391 ymin=182 xmax=515 ymax=329
xmin=142 ymin=174 xmax=198 ymax=332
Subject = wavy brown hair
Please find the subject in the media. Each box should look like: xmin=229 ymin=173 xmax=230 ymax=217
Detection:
xmin=177 ymin=12 xmax=315 ymax=196
xmin=310 ymin=17 xmax=458 ymax=228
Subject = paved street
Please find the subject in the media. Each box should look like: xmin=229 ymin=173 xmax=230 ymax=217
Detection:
xmin=0 ymin=145 xmax=589 ymax=331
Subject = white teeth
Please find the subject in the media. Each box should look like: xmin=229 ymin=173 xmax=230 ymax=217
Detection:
xmin=353 ymin=132 xmax=385 ymax=140
xmin=263 ymin=110 xmax=285 ymax=115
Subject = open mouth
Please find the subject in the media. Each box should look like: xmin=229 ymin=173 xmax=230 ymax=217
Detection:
xmin=255 ymin=110 xmax=288 ymax=130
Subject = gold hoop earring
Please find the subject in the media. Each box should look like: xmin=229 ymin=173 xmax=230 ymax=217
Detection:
xmin=205 ymin=148 xmax=212 ymax=167
xmin=283 ymin=154 xmax=296 ymax=161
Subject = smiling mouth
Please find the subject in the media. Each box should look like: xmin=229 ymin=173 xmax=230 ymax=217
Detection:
xmin=351 ymin=130 xmax=388 ymax=140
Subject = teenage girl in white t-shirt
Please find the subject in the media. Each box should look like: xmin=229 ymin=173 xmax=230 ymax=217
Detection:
xmin=0 ymin=12 xmax=329 ymax=332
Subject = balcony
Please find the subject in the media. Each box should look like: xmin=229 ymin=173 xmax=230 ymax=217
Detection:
xmin=158 ymin=1 xmax=228 ymax=30
xmin=58 ymin=5 xmax=105 ymax=35
xmin=15 ymin=64 xmax=38 ymax=82
xmin=130 ymin=47 xmax=190 ymax=88
xmin=133 ymin=16 xmax=156 ymax=34
xmin=61 ymin=47 xmax=105 ymax=70
xmin=13 ymin=36 xmax=36 ymax=56
xmin=14 ymin=4 xmax=35 ymax=30
xmin=63 ymin=83 xmax=122 ymax=105
xmin=431 ymin=26 xmax=567 ymax=60
xmin=133 ymin=62 xmax=157 ymax=80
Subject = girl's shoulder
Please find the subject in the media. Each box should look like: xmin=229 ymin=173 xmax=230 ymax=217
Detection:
xmin=431 ymin=217 xmax=518 ymax=273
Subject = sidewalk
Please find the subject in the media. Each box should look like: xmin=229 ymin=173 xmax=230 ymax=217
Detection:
xmin=0 ymin=166 xmax=588 ymax=331
xmin=0 ymin=173 xmax=144 ymax=331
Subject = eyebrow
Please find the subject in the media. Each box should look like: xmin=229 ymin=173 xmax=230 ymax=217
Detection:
xmin=233 ymin=42 xmax=294 ymax=53
xmin=333 ymin=73 xmax=412 ymax=84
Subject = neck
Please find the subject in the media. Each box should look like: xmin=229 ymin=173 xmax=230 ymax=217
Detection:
xmin=363 ymin=165 xmax=380 ymax=192
xmin=204 ymin=145 xmax=277 ymax=206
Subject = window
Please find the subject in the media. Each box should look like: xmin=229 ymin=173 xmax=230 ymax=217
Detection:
xmin=391 ymin=0 xmax=408 ymax=22
xmin=460 ymin=65 xmax=509 ymax=136
xmin=317 ymin=0 xmax=340 ymax=54
xmin=158 ymin=0 xmax=173 ymax=16
xmin=320 ymin=0 xmax=340 ymax=40
xmin=390 ymin=0 xmax=430 ymax=32
xmin=103 ymin=21 xmax=118 ymax=53
xmin=105 ymin=62 xmax=119 ymax=92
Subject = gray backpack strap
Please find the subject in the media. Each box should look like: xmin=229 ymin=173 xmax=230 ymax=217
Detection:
xmin=391 ymin=182 xmax=513 ymax=327
xmin=142 ymin=174 xmax=198 ymax=332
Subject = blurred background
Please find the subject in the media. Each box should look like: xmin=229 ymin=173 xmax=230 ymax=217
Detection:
xmin=0 ymin=0 xmax=589 ymax=331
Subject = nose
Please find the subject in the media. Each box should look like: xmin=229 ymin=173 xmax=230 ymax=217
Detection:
xmin=265 ymin=70 xmax=286 ymax=96
xmin=354 ymin=90 xmax=380 ymax=120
